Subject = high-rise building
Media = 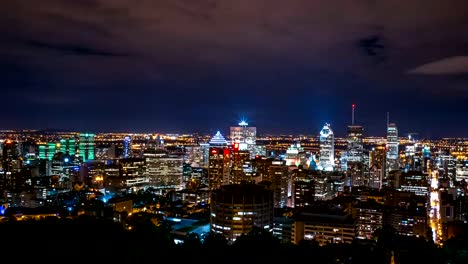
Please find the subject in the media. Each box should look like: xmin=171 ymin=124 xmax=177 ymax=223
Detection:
xmin=230 ymin=120 xmax=256 ymax=146
xmin=386 ymin=123 xmax=399 ymax=172
xmin=59 ymin=138 xmax=77 ymax=156
xmin=436 ymin=154 xmax=456 ymax=183
xmin=231 ymin=143 xmax=251 ymax=184
xmin=78 ymin=133 xmax=95 ymax=162
xmin=38 ymin=142 xmax=57 ymax=160
xmin=292 ymin=168 xmax=315 ymax=208
xmin=347 ymin=126 xmax=364 ymax=163
xmin=285 ymin=142 xmax=307 ymax=167
xmin=266 ymin=159 xmax=290 ymax=208
xmin=318 ymin=123 xmax=335 ymax=172
xmin=343 ymin=105 xmax=366 ymax=186
xmin=346 ymin=105 xmax=364 ymax=164
xmin=1 ymin=139 xmax=22 ymax=194
xmin=230 ymin=120 xmax=258 ymax=159
xmin=123 ymin=136 xmax=132 ymax=158
xmin=208 ymin=131 xmax=231 ymax=190
xmin=369 ymin=146 xmax=386 ymax=189
xmin=143 ymin=148 xmax=184 ymax=191
xmin=347 ymin=125 xmax=365 ymax=187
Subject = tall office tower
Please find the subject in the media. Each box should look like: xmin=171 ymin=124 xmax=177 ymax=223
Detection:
xmin=253 ymin=156 xmax=274 ymax=181
xmin=436 ymin=153 xmax=456 ymax=184
xmin=421 ymin=145 xmax=431 ymax=173
xmin=318 ymin=123 xmax=335 ymax=172
xmin=292 ymin=168 xmax=315 ymax=208
xmin=143 ymin=148 xmax=167 ymax=189
xmin=346 ymin=104 xmax=364 ymax=163
xmin=0 ymin=139 xmax=25 ymax=194
xmin=267 ymin=160 xmax=290 ymax=208
xmin=369 ymin=146 xmax=386 ymax=189
xmin=154 ymin=152 xmax=184 ymax=190
xmin=312 ymin=172 xmax=330 ymax=200
xmin=184 ymin=145 xmax=204 ymax=168
xmin=199 ymin=142 xmax=210 ymax=168
xmin=346 ymin=105 xmax=365 ymax=186
xmin=404 ymin=145 xmax=416 ymax=171
xmin=230 ymin=120 xmax=257 ymax=158
xmin=231 ymin=142 xmax=251 ymax=184
xmin=386 ymin=122 xmax=399 ymax=173
xmin=38 ymin=142 xmax=57 ymax=160
xmin=230 ymin=120 xmax=256 ymax=146
xmin=208 ymin=131 xmax=231 ymax=190
xmin=78 ymin=133 xmax=95 ymax=162
xmin=123 ymin=136 xmax=132 ymax=158
xmin=347 ymin=126 xmax=364 ymax=162
xmin=285 ymin=142 xmax=307 ymax=167
xmin=59 ymin=138 xmax=77 ymax=156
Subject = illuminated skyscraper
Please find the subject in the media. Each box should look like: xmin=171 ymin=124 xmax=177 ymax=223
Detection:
xmin=78 ymin=133 xmax=95 ymax=162
xmin=208 ymin=131 xmax=231 ymax=189
xmin=123 ymin=136 xmax=132 ymax=158
xmin=230 ymin=120 xmax=258 ymax=158
xmin=343 ymin=104 xmax=364 ymax=167
xmin=346 ymin=105 xmax=365 ymax=186
xmin=386 ymin=123 xmax=399 ymax=172
xmin=347 ymin=126 xmax=364 ymax=163
xmin=59 ymin=138 xmax=77 ymax=156
xmin=209 ymin=131 xmax=228 ymax=147
xmin=230 ymin=120 xmax=256 ymax=146
xmin=318 ymin=123 xmax=335 ymax=171
xmin=1 ymin=139 xmax=22 ymax=194
xmin=38 ymin=142 xmax=57 ymax=160
xmin=285 ymin=142 xmax=307 ymax=167
xmin=369 ymin=146 xmax=386 ymax=189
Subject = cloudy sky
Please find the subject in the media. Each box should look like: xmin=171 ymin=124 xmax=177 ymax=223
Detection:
xmin=1 ymin=0 xmax=468 ymax=138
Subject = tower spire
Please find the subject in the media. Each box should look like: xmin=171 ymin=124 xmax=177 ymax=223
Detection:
xmin=352 ymin=104 xmax=356 ymax=125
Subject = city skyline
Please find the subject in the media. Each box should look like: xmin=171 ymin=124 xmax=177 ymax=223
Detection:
xmin=2 ymin=1 xmax=468 ymax=138
xmin=0 ymin=114 xmax=462 ymax=140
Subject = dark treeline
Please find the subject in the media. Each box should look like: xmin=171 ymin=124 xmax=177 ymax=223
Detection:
xmin=1 ymin=215 xmax=467 ymax=264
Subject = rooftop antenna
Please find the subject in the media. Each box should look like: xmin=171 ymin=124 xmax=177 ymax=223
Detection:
xmin=386 ymin=112 xmax=390 ymax=126
xmin=351 ymin=104 xmax=356 ymax=125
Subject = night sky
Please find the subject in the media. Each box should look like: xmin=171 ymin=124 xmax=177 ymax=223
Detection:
xmin=2 ymin=0 xmax=468 ymax=138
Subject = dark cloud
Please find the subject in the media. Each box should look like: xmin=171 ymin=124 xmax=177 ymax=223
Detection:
xmin=1 ymin=0 xmax=468 ymax=136
xmin=24 ymin=39 xmax=128 ymax=57
xmin=359 ymin=35 xmax=387 ymax=63
xmin=408 ymin=56 xmax=468 ymax=75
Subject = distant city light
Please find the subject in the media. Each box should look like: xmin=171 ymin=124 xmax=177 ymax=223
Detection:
xmin=238 ymin=120 xmax=248 ymax=126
